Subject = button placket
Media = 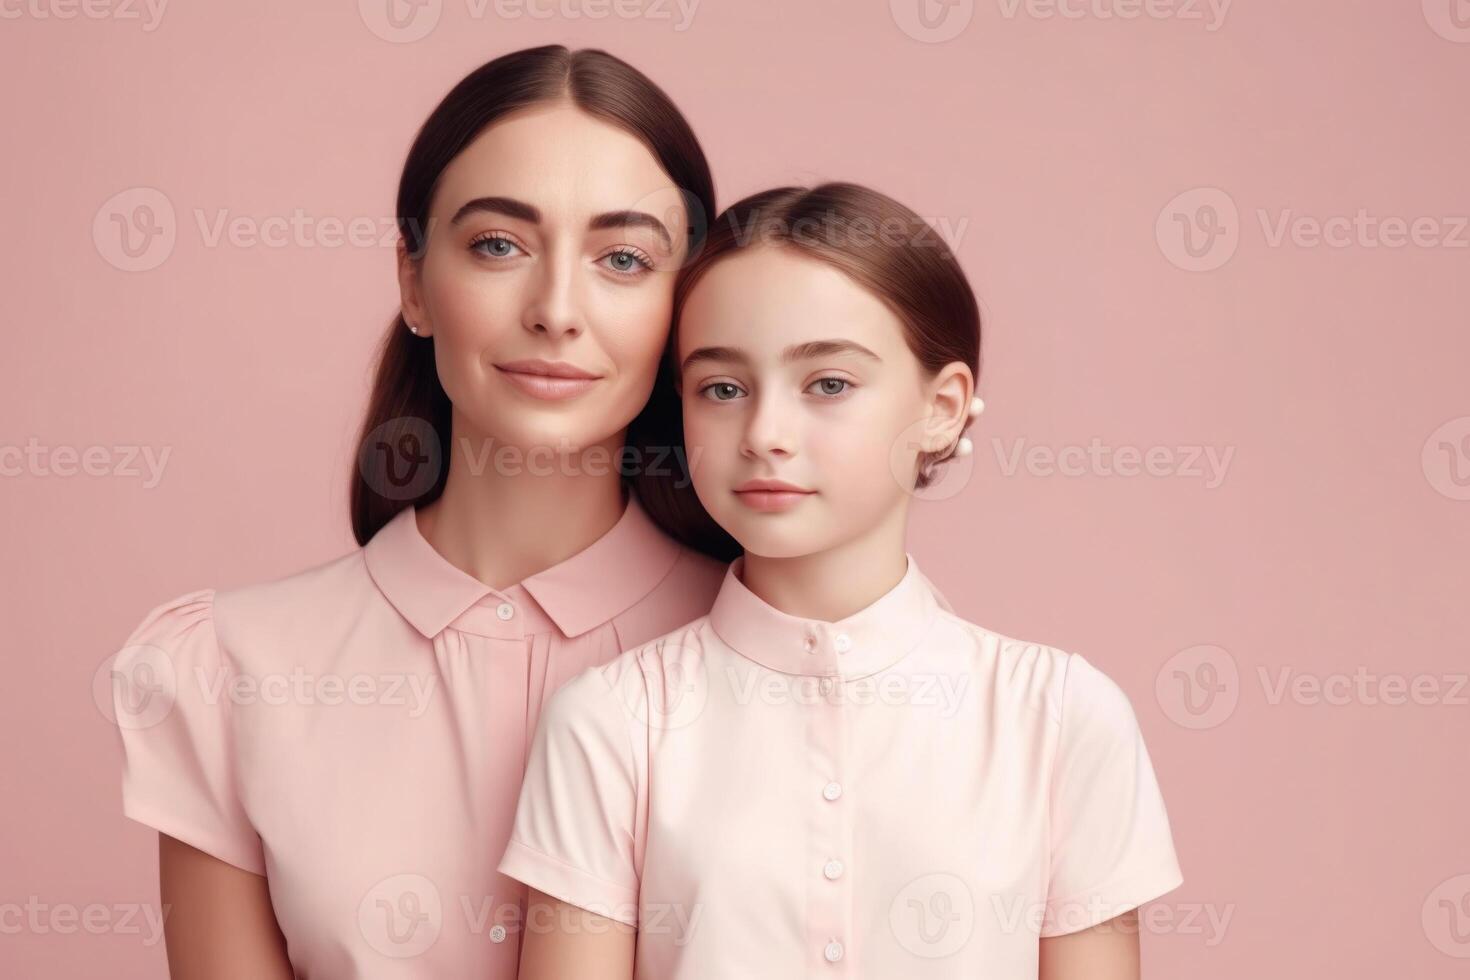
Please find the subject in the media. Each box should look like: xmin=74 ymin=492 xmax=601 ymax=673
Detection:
xmin=806 ymin=650 xmax=853 ymax=971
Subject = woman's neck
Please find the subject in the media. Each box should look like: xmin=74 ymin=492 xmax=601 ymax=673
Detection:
xmin=738 ymin=504 xmax=911 ymax=623
xmin=415 ymin=418 xmax=629 ymax=591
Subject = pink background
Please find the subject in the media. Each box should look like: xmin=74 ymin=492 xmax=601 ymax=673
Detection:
xmin=4 ymin=1 xmax=1469 ymax=975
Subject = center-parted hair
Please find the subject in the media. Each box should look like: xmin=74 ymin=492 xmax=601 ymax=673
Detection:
xmin=351 ymin=45 xmax=719 ymax=551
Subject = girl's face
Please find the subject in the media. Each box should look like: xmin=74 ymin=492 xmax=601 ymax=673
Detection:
xmin=677 ymin=245 xmax=968 ymax=560
xmin=398 ymin=102 xmax=689 ymax=455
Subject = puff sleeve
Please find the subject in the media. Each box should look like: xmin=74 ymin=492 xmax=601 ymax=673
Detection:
xmin=1039 ymin=652 xmax=1183 ymax=937
xmin=112 ymin=589 xmax=266 ymax=876
xmin=497 ymin=663 xmax=643 ymax=927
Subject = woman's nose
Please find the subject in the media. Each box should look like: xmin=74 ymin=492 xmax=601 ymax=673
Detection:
xmin=520 ymin=253 xmax=585 ymax=339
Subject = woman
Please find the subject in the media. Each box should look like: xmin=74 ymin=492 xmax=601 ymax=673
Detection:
xmin=499 ymin=184 xmax=1185 ymax=979
xmin=112 ymin=45 xmax=733 ymax=978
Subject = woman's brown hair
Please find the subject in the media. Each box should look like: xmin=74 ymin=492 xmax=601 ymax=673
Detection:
xmin=350 ymin=44 xmax=732 ymax=557
xmin=671 ymin=182 xmax=983 ymax=490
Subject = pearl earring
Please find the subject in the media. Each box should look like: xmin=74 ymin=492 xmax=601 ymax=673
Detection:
xmin=941 ymin=396 xmax=981 ymax=458
xmin=408 ymin=323 xmax=419 ymax=335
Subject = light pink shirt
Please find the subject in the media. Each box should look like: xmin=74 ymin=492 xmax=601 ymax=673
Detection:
xmin=498 ymin=553 xmax=1183 ymax=978
xmin=111 ymin=495 xmax=725 ymax=978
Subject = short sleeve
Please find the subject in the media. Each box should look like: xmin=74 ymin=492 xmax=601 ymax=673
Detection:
xmin=112 ymin=589 xmax=266 ymax=876
xmin=497 ymin=663 xmax=643 ymax=927
xmin=1040 ymin=652 xmax=1183 ymax=937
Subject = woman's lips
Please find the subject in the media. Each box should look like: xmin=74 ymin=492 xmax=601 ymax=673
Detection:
xmin=494 ymin=365 xmax=601 ymax=401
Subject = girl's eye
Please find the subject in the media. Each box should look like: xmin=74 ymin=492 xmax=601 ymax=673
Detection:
xmin=698 ymin=381 xmax=745 ymax=401
xmin=808 ymin=377 xmax=852 ymax=397
xmin=600 ymin=248 xmax=654 ymax=276
xmin=470 ymin=234 xmax=523 ymax=259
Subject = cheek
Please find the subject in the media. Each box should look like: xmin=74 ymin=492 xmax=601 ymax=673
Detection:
xmin=681 ymin=398 xmax=726 ymax=454
xmin=807 ymin=396 xmax=919 ymax=512
xmin=596 ymin=288 xmax=672 ymax=380
xmin=420 ymin=258 xmax=519 ymax=366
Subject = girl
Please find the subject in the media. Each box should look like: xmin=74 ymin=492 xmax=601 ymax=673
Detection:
xmin=111 ymin=46 xmax=734 ymax=979
xmin=499 ymin=183 xmax=1184 ymax=979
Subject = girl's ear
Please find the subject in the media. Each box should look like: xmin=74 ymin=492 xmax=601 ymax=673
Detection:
xmin=920 ymin=361 xmax=976 ymax=453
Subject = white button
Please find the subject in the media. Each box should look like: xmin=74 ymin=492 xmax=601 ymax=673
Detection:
xmin=824 ymin=940 xmax=844 ymax=962
xmin=822 ymin=781 xmax=842 ymax=801
xmin=823 ymin=859 xmax=845 ymax=880
xmin=834 ymin=633 xmax=852 ymax=653
xmin=489 ymin=924 xmax=507 ymax=943
xmin=496 ymin=602 xmax=515 ymax=621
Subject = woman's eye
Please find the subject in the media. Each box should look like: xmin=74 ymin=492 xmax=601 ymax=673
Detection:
xmin=600 ymin=248 xmax=654 ymax=276
xmin=471 ymin=235 xmax=523 ymax=258
xmin=809 ymin=377 xmax=851 ymax=396
xmin=699 ymin=382 xmax=745 ymax=401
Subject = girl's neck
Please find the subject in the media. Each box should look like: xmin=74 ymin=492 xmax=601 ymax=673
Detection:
xmin=738 ymin=504 xmax=910 ymax=623
xmin=415 ymin=416 xmax=629 ymax=591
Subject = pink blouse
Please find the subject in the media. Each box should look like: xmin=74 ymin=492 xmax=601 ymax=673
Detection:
xmin=111 ymin=495 xmax=725 ymax=978
xmin=498 ymin=553 xmax=1183 ymax=978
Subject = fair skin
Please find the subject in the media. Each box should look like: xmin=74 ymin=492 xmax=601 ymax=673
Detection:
xmin=518 ymin=244 xmax=1145 ymax=979
xmin=157 ymin=99 xmax=688 ymax=976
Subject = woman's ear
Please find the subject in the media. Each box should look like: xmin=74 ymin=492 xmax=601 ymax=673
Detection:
xmin=397 ymin=237 xmax=432 ymax=338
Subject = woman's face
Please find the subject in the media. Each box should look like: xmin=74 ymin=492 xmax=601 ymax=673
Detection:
xmin=399 ymin=102 xmax=689 ymax=457
xmin=677 ymin=245 xmax=968 ymax=560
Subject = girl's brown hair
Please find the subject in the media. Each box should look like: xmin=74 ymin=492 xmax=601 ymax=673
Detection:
xmin=350 ymin=45 xmax=730 ymax=557
xmin=671 ymin=182 xmax=983 ymax=490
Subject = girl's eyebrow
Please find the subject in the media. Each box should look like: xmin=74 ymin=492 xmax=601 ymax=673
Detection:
xmin=681 ymin=339 xmax=881 ymax=372
xmin=449 ymin=196 xmax=673 ymax=250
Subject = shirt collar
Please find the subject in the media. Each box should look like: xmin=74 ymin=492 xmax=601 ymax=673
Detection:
xmin=707 ymin=553 xmax=940 ymax=680
xmin=364 ymin=494 xmax=682 ymax=640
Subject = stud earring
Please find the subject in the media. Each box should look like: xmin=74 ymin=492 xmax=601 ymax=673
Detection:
xmin=952 ymin=436 xmax=973 ymax=457
xmin=408 ymin=323 xmax=419 ymax=335
xmin=969 ymin=396 xmax=984 ymax=418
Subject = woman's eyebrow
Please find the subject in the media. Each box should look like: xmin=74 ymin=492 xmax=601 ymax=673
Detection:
xmin=589 ymin=210 xmax=673 ymax=252
xmin=450 ymin=196 xmax=539 ymax=225
xmin=681 ymin=339 xmax=881 ymax=372
xmin=448 ymin=197 xmax=673 ymax=250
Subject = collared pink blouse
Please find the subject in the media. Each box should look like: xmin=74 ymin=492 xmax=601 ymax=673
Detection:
xmin=498 ymin=553 xmax=1184 ymax=978
xmin=112 ymin=495 xmax=726 ymax=978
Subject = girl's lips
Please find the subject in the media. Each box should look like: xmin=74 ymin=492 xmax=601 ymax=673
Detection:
xmin=733 ymin=488 xmax=815 ymax=513
xmin=494 ymin=366 xmax=601 ymax=401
